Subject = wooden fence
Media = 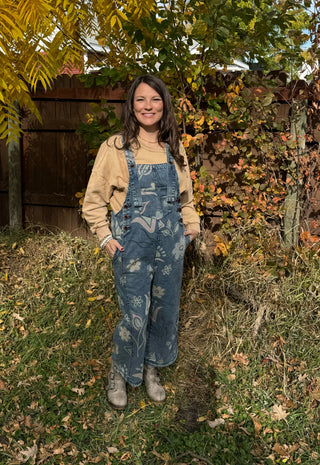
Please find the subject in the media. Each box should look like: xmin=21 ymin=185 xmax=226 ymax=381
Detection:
xmin=0 ymin=75 xmax=125 ymax=237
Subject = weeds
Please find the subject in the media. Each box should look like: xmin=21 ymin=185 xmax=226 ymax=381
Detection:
xmin=0 ymin=228 xmax=319 ymax=464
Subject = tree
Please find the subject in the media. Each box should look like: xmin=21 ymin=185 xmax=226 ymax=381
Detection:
xmin=78 ymin=0 xmax=314 ymax=235
xmin=0 ymin=0 xmax=155 ymax=141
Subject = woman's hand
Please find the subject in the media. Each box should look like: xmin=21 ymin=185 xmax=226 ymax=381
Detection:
xmin=104 ymin=239 xmax=124 ymax=259
xmin=184 ymin=229 xmax=199 ymax=242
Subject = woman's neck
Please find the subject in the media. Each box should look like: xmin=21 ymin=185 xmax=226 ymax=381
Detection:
xmin=138 ymin=128 xmax=159 ymax=144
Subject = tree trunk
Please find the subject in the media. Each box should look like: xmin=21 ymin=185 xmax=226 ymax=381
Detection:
xmin=283 ymin=99 xmax=307 ymax=248
xmin=8 ymin=101 xmax=23 ymax=229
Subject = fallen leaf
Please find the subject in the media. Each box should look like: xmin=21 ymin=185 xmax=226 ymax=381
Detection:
xmin=140 ymin=400 xmax=146 ymax=410
xmin=232 ymin=352 xmax=249 ymax=366
xmin=273 ymin=443 xmax=289 ymax=457
xmin=107 ymin=447 xmax=119 ymax=454
xmin=310 ymin=386 xmax=320 ymax=402
xmin=71 ymin=387 xmax=85 ymax=395
xmin=104 ymin=411 xmax=113 ymax=421
xmin=53 ymin=448 xmax=65 ymax=455
xmin=250 ymin=414 xmax=262 ymax=437
xmin=207 ymin=418 xmax=225 ymax=429
xmin=17 ymin=444 xmax=38 ymax=463
xmin=270 ymin=404 xmax=288 ymax=422
xmin=263 ymin=427 xmax=273 ymax=435
xmin=90 ymin=456 xmax=103 ymax=463
xmin=0 ymin=379 xmax=7 ymax=390
xmin=206 ymin=273 xmax=216 ymax=279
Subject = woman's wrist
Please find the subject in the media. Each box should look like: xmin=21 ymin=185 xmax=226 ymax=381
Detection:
xmin=100 ymin=234 xmax=113 ymax=249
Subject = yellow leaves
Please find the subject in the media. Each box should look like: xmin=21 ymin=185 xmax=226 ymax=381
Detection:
xmin=0 ymin=8 xmax=23 ymax=41
xmin=182 ymin=132 xmax=207 ymax=148
xmin=191 ymin=81 xmax=199 ymax=92
xmin=110 ymin=14 xmax=121 ymax=29
xmin=248 ymin=15 xmax=257 ymax=31
xmin=194 ymin=114 xmax=204 ymax=129
xmin=98 ymin=0 xmax=154 ymax=33
xmin=213 ymin=235 xmax=230 ymax=257
xmin=18 ymin=0 xmax=51 ymax=33
xmin=87 ymin=295 xmax=105 ymax=301
xmin=0 ymin=0 xmax=155 ymax=141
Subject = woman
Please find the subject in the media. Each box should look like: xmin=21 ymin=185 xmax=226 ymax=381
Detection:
xmin=83 ymin=74 xmax=200 ymax=409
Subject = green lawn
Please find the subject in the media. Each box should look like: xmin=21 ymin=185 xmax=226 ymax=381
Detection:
xmin=0 ymin=228 xmax=319 ymax=464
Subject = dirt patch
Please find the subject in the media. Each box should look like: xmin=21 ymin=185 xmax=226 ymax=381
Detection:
xmin=175 ymin=363 xmax=216 ymax=432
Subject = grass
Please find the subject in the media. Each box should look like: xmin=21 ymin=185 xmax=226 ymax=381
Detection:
xmin=0 ymin=226 xmax=319 ymax=464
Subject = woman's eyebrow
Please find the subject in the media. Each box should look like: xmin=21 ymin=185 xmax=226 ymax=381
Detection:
xmin=134 ymin=95 xmax=161 ymax=98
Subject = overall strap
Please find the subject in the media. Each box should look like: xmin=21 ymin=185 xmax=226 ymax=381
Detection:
xmin=166 ymin=144 xmax=178 ymax=204
xmin=123 ymin=146 xmax=143 ymax=208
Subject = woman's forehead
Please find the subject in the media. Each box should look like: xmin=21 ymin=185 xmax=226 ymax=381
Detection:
xmin=134 ymin=82 xmax=162 ymax=98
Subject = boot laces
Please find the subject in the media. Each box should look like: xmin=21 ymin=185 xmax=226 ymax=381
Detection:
xmin=109 ymin=371 xmax=123 ymax=391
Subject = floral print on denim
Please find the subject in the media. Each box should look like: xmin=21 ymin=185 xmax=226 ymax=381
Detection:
xmin=172 ymin=237 xmax=186 ymax=260
xmin=119 ymin=326 xmax=130 ymax=342
xmin=111 ymin=149 xmax=188 ymax=386
xmin=162 ymin=264 xmax=172 ymax=276
xmin=132 ymin=295 xmax=143 ymax=308
xmin=127 ymin=258 xmax=141 ymax=272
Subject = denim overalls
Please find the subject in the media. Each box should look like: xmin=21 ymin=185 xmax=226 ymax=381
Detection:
xmin=110 ymin=145 xmax=190 ymax=387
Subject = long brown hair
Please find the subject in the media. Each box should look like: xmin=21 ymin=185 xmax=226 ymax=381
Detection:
xmin=116 ymin=74 xmax=184 ymax=166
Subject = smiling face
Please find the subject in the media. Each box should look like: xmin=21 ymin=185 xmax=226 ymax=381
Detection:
xmin=133 ymin=82 xmax=164 ymax=133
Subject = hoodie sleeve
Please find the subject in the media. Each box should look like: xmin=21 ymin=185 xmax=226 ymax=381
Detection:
xmin=83 ymin=139 xmax=117 ymax=241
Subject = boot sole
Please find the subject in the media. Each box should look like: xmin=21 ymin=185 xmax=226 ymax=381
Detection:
xmin=108 ymin=400 xmax=127 ymax=410
xmin=147 ymin=395 xmax=166 ymax=404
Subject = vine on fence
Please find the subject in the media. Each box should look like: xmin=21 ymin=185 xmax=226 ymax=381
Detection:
xmin=77 ymin=69 xmax=320 ymax=254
